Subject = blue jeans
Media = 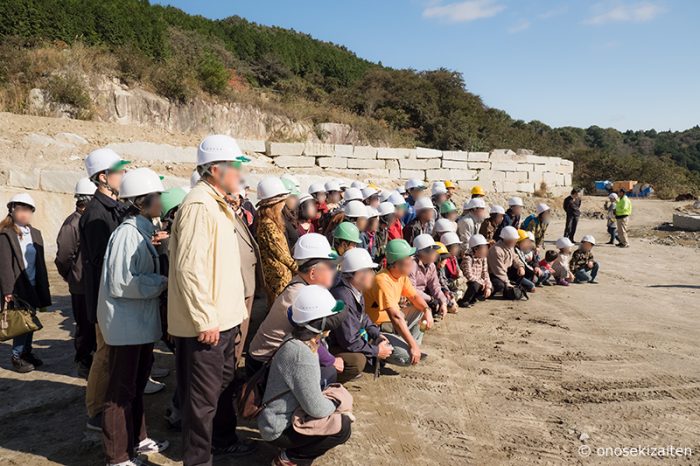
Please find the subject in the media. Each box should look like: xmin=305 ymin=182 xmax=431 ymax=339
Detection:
xmin=607 ymin=224 xmax=618 ymax=243
xmin=574 ymin=262 xmax=599 ymax=283
xmin=12 ymin=331 xmax=33 ymax=358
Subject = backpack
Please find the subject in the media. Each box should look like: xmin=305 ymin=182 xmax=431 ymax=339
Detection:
xmin=503 ymin=285 xmax=529 ymax=301
xmin=521 ymin=214 xmax=537 ymax=230
xmin=237 ymin=339 xmax=293 ymax=420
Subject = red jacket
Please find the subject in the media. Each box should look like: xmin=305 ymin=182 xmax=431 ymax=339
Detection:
xmin=387 ymin=218 xmax=403 ymax=241
xmin=445 ymin=256 xmax=460 ymax=279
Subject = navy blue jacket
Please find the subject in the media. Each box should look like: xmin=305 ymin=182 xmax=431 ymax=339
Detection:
xmin=329 ymin=279 xmax=381 ymax=358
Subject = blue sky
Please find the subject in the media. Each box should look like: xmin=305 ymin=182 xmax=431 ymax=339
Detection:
xmin=152 ymin=0 xmax=700 ymax=132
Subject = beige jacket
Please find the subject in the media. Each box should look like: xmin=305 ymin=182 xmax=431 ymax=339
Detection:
xmin=167 ymin=182 xmax=247 ymax=337
xmin=487 ymin=240 xmax=524 ymax=286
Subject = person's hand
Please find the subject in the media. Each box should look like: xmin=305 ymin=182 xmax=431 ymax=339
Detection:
xmin=534 ymin=267 xmax=542 ymax=277
xmin=423 ymin=311 xmax=434 ymax=330
xmin=198 ymin=327 xmax=220 ymax=346
xmin=518 ymin=267 xmax=525 ymax=277
xmin=3 ymin=294 xmax=12 ymax=303
xmin=410 ymin=344 xmax=422 ymax=365
xmin=333 ymin=357 xmax=344 ymax=373
xmin=152 ymin=231 xmax=169 ymax=246
xmin=439 ymin=303 xmax=448 ymax=317
xmin=377 ymin=340 xmax=393 ymax=360
xmin=484 ymin=287 xmax=492 ymax=299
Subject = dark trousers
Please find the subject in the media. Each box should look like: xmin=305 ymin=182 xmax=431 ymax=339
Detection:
xmin=103 ymin=343 xmax=154 ymax=464
xmin=490 ymin=275 xmax=508 ymax=294
xmin=176 ymin=327 xmax=239 ymax=466
xmin=270 ymin=414 xmax=352 ymax=466
xmin=564 ymin=215 xmax=579 ymax=242
xmin=460 ymin=281 xmax=484 ymax=305
xmin=71 ymin=293 xmax=95 ymax=365
xmin=320 ymin=364 xmax=338 ymax=388
xmin=329 ymin=347 xmax=368 ymax=383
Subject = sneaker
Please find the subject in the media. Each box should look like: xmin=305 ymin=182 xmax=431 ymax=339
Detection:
xmin=11 ymin=356 xmax=34 ymax=373
xmin=21 ymin=352 xmax=43 ymax=367
xmin=212 ymin=440 xmax=257 ymax=458
xmin=136 ymin=437 xmax=170 ymax=455
xmin=272 ymin=451 xmax=297 ymax=466
xmin=144 ymin=377 xmax=165 ymax=395
xmin=108 ymin=458 xmax=145 ymax=466
xmin=150 ymin=366 xmax=170 ymax=379
xmin=86 ymin=413 xmax=103 ymax=432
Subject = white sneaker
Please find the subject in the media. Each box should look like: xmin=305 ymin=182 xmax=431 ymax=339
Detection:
xmin=144 ymin=377 xmax=165 ymax=395
xmin=108 ymin=458 xmax=144 ymax=466
xmin=136 ymin=437 xmax=170 ymax=454
xmin=150 ymin=366 xmax=170 ymax=378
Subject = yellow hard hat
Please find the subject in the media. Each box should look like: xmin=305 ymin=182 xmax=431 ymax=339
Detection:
xmin=444 ymin=180 xmax=456 ymax=189
xmin=435 ymin=241 xmax=449 ymax=256
xmin=471 ymin=185 xmax=486 ymax=196
xmin=516 ymin=229 xmax=529 ymax=242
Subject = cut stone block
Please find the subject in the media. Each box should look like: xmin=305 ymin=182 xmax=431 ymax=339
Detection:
xmin=442 ymin=150 xmax=469 ymax=161
xmin=317 ymin=157 xmax=348 ymax=169
xmin=564 ymin=174 xmax=572 ymax=186
xmin=499 ymin=181 xmax=518 ymax=193
xmin=449 ymin=169 xmax=478 ymax=181
xmin=55 ymin=132 xmax=89 ymax=146
xmin=516 ymin=182 xmax=535 ymax=193
xmin=515 ymin=163 xmax=534 ymax=172
xmin=441 ymin=159 xmax=470 ymax=169
xmin=400 ymin=169 xmax=425 ymax=180
xmin=426 ymin=169 xmax=451 ymax=180
xmin=558 ymin=163 xmax=574 ymax=174
xmin=468 ymin=152 xmax=490 ymax=162
xmin=274 ymin=155 xmax=316 ymax=168
xmin=468 ymin=162 xmax=490 ymax=170
xmin=107 ymin=142 xmax=195 ymax=163
xmin=490 ymin=161 xmax=519 ymax=172
xmin=334 ymin=144 xmax=354 ymax=157
xmin=354 ymin=169 xmax=390 ymax=179
xmin=237 ymin=139 xmax=266 ymax=153
xmin=673 ymin=213 xmax=700 ymax=231
xmin=266 ymin=142 xmax=305 ymax=157
xmin=526 ymin=155 xmax=548 ymax=164
xmin=347 ymin=158 xmax=386 ymax=169
xmin=40 ymin=170 xmax=82 ymax=193
xmin=415 ymin=147 xmax=442 ymax=159
xmin=376 ymin=147 xmax=412 ymax=160
xmin=506 ymin=171 xmax=529 ymax=182
xmin=399 ymin=158 xmax=440 ymax=170
xmin=353 ymin=146 xmax=379 ymax=159
xmin=385 ymin=160 xmax=400 ymax=170
xmin=303 ymin=143 xmax=334 ymax=156
xmin=9 ymin=169 xmax=40 ymax=189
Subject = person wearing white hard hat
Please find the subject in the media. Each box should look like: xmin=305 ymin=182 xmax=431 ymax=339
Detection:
xmin=95 ymin=167 xmax=170 ymax=464
xmin=281 ymin=174 xmax=301 ymax=191
xmin=402 ymin=179 xmax=427 ymax=226
xmin=487 ymin=226 xmax=526 ymax=297
xmin=351 ymin=180 xmax=366 ymax=189
xmin=457 ymin=197 xmax=487 ymax=250
xmin=168 ymin=134 xmax=256 ymax=462
xmin=552 ymin=237 xmax=575 ymax=286
xmin=343 ymin=200 xmax=369 ymax=235
xmin=259 ymin=285 xmax=351 ymax=466
xmin=386 ymin=191 xmax=406 ymax=241
xmin=55 ymin=177 xmax=97 ymax=377
xmin=342 ymin=187 xmax=363 ymax=203
xmin=324 ymin=180 xmax=342 ymax=207
xmin=438 ymin=232 xmax=467 ymax=305
xmin=80 ymin=149 xmax=133 ymax=429
xmin=522 ymin=202 xmax=551 ymax=249
xmin=409 ymin=234 xmax=449 ymax=319
xmin=248 ymin=233 xmax=340 ymax=385
xmin=361 ymin=187 xmax=380 ymax=209
xmin=605 ymin=193 xmax=620 ymax=244
xmin=297 ymin=193 xmax=318 ymax=237
xmin=457 ymin=234 xmax=493 ymax=307
xmin=403 ymin=197 xmax=435 ymax=245
xmin=430 ymin=181 xmax=448 ymax=210
xmin=375 ymin=201 xmax=396 ymax=262
xmin=432 ymin=218 xmax=457 ymax=241
xmin=397 ymin=185 xmax=408 ymax=198
xmin=571 ymin=235 xmax=599 ymax=284
xmin=329 ymin=248 xmax=393 ymax=381
xmin=495 ymin=197 xmax=525 ymax=241
xmin=479 ymin=205 xmax=506 ymax=243
xmin=0 ymin=193 xmax=51 ymax=373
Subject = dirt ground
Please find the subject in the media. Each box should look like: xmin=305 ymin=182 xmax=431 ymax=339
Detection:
xmin=1 ymin=198 xmax=699 ymax=466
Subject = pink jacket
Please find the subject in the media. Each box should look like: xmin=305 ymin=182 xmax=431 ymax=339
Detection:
xmin=461 ymin=254 xmax=492 ymax=290
xmin=409 ymin=259 xmax=448 ymax=305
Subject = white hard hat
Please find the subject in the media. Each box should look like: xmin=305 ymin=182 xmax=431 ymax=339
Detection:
xmin=555 ymin=237 xmax=574 ymax=249
xmin=581 ymin=235 xmax=596 ymax=245
xmin=431 ymin=182 xmax=447 ymax=196
xmin=490 ymin=205 xmax=506 ymax=215
xmin=7 ymin=193 xmax=36 ymax=210
xmin=119 ymin=167 xmax=164 ymax=199
xmin=397 ymin=186 xmax=407 ymax=194
xmin=367 ymin=206 xmax=380 ymax=218
xmin=324 ymin=181 xmax=341 ymax=192
xmin=298 ymin=193 xmax=314 ymax=204
xmin=344 ymin=200 xmax=368 ymax=218
xmin=281 ymin=174 xmax=301 ymax=190
xmin=197 ymin=134 xmax=243 ymax=166
xmin=465 ymin=198 xmax=487 ymax=210
xmin=500 ymin=226 xmax=520 ymax=241
xmin=292 ymin=233 xmax=338 ymax=261
xmin=340 ymin=247 xmax=379 ymax=273
xmin=468 ymin=234 xmax=488 ymax=249
xmin=608 ymin=193 xmax=619 ymax=201
xmin=536 ymin=203 xmax=550 ymax=215
xmin=414 ymin=197 xmax=434 ymax=211
xmin=75 ymin=177 xmax=97 ymax=196
xmin=337 ymin=180 xmax=349 ymax=190
xmin=190 ymin=170 xmax=201 ymax=188
xmin=434 ymin=218 xmax=457 ymax=234
xmin=351 ymin=181 xmax=367 ymax=189
xmin=257 ymin=177 xmax=290 ymax=202
xmin=388 ymin=191 xmax=406 ymax=206
xmin=343 ymin=187 xmax=363 ymax=202
xmin=85 ymin=148 xmax=130 ymax=178
xmin=379 ymin=190 xmax=392 ymax=203
xmin=308 ymin=182 xmax=326 ymax=195
xmin=413 ymin=233 xmax=438 ymax=251
xmin=508 ymin=196 xmax=524 ymax=207
xmin=361 ymin=187 xmax=378 ymax=200
xmin=290 ymin=284 xmax=344 ymax=327
xmin=377 ymin=201 xmax=396 ymax=216
xmin=405 ymin=179 xmax=425 ymax=190
xmin=440 ymin=232 xmax=460 ymax=247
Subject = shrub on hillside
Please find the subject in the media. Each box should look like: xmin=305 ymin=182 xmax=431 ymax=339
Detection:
xmin=46 ymin=74 xmax=92 ymax=118
xmin=152 ymin=63 xmax=196 ymax=104
xmin=197 ymin=54 xmax=229 ymax=96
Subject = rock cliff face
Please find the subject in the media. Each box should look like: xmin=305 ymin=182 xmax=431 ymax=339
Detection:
xmin=27 ymin=77 xmax=360 ymax=144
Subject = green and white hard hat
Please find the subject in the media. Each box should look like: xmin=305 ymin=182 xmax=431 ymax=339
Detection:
xmin=85 ymin=148 xmax=130 ymax=178
xmin=333 ymin=222 xmax=361 ymax=244
xmin=385 ymin=239 xmax=416 ymax=265
xmin=289 ymin=285 xmax=345 ymax=333
xmin=161 ymin=187 xmax=188 ymax=218
xmin=439 ymin=200 xmax=458 ymax=215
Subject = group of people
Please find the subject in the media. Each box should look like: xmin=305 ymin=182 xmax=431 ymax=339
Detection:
xmin=0 ymin=134 xmax=631 ymax=466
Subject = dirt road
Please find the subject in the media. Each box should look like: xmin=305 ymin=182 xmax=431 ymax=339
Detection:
xmin=1 ymin=198 xmax=698 ymax=465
